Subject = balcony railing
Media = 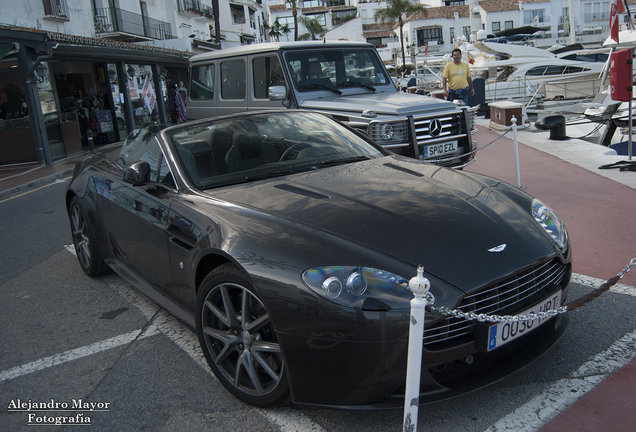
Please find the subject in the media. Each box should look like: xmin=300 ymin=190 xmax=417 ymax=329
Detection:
xmin=584 ymin=11 xmax=610 ymax=22
xmin=177 ymin=0 xmax=214 ymax=19
xmin=94 ymin=7 xmax=174 ymax=40
xmin=43 ymin=0 xmax=70 ymax=21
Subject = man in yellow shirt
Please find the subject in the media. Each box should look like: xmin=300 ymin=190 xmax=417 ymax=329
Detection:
xmin=442 ymin=48 xmax=475 ymax=105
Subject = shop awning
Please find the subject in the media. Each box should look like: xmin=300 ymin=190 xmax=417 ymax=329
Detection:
xmin=0 ymin=43 xmax=18 ymax=60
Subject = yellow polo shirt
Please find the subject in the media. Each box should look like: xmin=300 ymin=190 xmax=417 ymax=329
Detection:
xmin=442 ymin=61 xmax=470 ymax=90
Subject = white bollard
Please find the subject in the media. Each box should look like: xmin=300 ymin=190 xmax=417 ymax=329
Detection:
xmin=511 ymin=116 xmax=521 ymax=188
xmin=403 ymin=265 xmax=431 ymax=432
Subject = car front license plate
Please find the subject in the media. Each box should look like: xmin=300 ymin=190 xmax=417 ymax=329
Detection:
xmin=486 ymin=290 xmax=562 ymax=352
xmin=424 ymin=141 xmax=457 ymax=158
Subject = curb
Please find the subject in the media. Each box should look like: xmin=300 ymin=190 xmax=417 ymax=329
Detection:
xmin=0 ymin=169 xmax=75 ymax=201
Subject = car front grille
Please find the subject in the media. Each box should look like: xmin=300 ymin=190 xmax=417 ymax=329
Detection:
xmin=423 ymin=259 xmax=569 ymax=349
xmin=413 ymin=112 xmax=463 ymax=143
xmin=412 ymin=112 xmax=468 ymax=167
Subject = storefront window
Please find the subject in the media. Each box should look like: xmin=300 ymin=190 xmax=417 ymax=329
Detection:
xmin=126 ymin=64 xmax=159 ymax=128
xmin=162 ymin=66 xmax=188 ymax=125
xmin=37 ymin=62 xmax=67 ymax=160
xmin=52 ymin=60 xmax=119 ymax=151
xmin=0 ymin=58 xmax=37 ymax=164
xmin=109 ymin=64 xmax=127 ymax=133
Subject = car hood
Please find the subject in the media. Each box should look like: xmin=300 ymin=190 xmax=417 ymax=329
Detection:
xmin=208 ymin=157 xmax=556 ymax=292
xmin=298 ymin=91 xmax=459 ymax=117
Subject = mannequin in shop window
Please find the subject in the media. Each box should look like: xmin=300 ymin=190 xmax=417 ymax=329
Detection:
xmin=174 ymin=84 xmax=187 ymax=123
xmin=177 ymin=81 xmax=187 ymax=100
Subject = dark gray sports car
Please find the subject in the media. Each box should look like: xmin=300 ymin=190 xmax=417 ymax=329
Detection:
xmin=65 ymin=110 xmax=571 ymax=409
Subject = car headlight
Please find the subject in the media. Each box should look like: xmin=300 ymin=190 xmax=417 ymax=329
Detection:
xmin=302 ymin=266 xmax=412 ymax=310
xmin=532 ymin=199 xmax=568 ymax=251
xmin=368 ymin=120 xmax=409 ymax=143
xmin=380 ymin=123 xmax=395 ymax=140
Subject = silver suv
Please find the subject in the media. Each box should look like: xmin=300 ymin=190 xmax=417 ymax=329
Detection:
xmin=188 ymin=41 xmax=475 ymax=167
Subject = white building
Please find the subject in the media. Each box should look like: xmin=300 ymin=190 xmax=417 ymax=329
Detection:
xmin=1 ymin=0 xmax=632 ymax=166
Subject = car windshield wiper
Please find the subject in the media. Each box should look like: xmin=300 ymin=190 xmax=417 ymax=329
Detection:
xmin=337 ymin=80 xmax=376 ymax=92
xmin=298 ymin=83 xmax=342 ymax=95
xmin=244 ymin=166 xmax=317 ymax=182
xmin=320 ymin=156 xmax=371 ymax=167
xmin=199 ymin=167 xmax=316 ymax=189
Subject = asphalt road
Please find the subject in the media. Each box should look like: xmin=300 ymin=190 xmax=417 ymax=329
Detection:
xmin=1 ymin=179 xmax=635 ymax=432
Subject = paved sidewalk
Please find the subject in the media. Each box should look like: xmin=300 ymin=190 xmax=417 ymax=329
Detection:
xmin=0 ymin=151 xmax=89 ymax=201
xmin=467 ymin=117 xmax=636 ymax=432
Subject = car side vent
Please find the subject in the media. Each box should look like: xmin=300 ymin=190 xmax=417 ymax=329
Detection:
xmin=274 ymin=184 xmax=330 ymax=199
xmin=383 ymin=163 xmax=424 ymax=177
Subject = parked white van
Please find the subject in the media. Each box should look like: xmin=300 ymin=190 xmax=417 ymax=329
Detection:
xmin=188 ymin=41 xmax=475 ymax=167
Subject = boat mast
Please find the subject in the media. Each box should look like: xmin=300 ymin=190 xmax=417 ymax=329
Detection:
xmin=568 ymin=0 xmax=576 ymax=45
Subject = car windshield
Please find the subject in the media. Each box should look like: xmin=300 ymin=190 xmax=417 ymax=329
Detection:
xmin=284 ymin=49 xmax=391 ymax=92
xmin=165 ymin=111 xmax=386 ymax=190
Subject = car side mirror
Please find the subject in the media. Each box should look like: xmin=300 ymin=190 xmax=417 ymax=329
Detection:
xmin=268 ymin=85 xmax=287 ymax=101
xmin=123 ymin=161 xmax=150 ymax=186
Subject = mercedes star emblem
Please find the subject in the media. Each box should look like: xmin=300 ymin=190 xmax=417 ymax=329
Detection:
xmin=429 ymin=119 xmax=442 ymax=137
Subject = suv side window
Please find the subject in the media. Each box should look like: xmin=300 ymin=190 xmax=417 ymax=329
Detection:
xmin=253 ymin=56 xmax=285 ymax=99
xmin=221 ymin=59 xmax=246 ymax=100
xmin=191 ymin=64 xmax=215 ymax=99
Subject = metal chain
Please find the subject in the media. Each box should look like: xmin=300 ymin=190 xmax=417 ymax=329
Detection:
xmin=426 ymin=127 xmax=511 ymax=164
xmin=618 ymin=258 xmax=636 ymax=279
xmin=422 ymin=258 xmax=636 ymax=323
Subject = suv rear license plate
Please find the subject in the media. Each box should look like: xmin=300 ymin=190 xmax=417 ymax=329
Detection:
xmin=486 ymin=290 xmax=562 ymax=352
xmin=424 ymin=141 xmax=457 ymax=158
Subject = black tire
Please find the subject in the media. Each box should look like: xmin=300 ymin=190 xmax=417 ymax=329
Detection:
xmin=195 ymin=263 xmax=288 ymax=407
xmin=69 ymin=196 xmax=109 ymax=277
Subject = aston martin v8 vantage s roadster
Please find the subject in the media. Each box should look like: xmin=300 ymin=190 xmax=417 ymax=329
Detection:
xmin=66 ymin=110 xmax=571 ymax=409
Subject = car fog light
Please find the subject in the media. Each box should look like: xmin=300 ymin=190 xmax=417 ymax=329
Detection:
xmin=322 ymin=277 xmax=343 ymax=298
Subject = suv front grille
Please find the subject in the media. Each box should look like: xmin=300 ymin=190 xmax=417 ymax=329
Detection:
xmin=424 ymin=259 xmax=569 ymax=349
xmin=413 ymin=112 xmax=463 ymax=143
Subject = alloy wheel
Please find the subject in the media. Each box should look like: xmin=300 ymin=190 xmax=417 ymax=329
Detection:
xmin=200 ymin=282 xmax=284 ymax=398
xmin=71 ymin=203 xmax=91 ymax=269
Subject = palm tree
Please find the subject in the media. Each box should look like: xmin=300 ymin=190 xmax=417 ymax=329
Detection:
xmin=298 ymin=16 xmax=326 ymax=41
xmin=288 ymin=0 xmax=299 ymax=41
xmin=280 ymin=22 xmax=292 ymax=41
xmin=211 ymin=0 xmax=221 ymax=44
xmin=268 ymin=19 xmax=283 ymax=42
xmin=374 ymin=0 xmax=427 ymax=67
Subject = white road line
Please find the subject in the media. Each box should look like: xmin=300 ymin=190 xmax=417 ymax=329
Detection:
xmin=484 ymin=329 xmax=636 ymax=432
xmin=571 ymin=273 xmax=636 ymax=297
xmin=259 ymin=407 xmax=328 ymax=432
xmin=0 ymin=330 xmax=145 ymax=383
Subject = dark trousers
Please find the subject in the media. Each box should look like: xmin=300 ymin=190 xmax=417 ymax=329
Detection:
xmin=448 ymin=86 xmax=470 ymax=106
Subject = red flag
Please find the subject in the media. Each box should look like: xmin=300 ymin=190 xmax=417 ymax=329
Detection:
xmin=617 ymin=0 xmax=627 ymax=14
xmin=610 ymin=0 xmax=619 ymax=42
xmin=424 ymin=44 xmax=428 ymax=55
